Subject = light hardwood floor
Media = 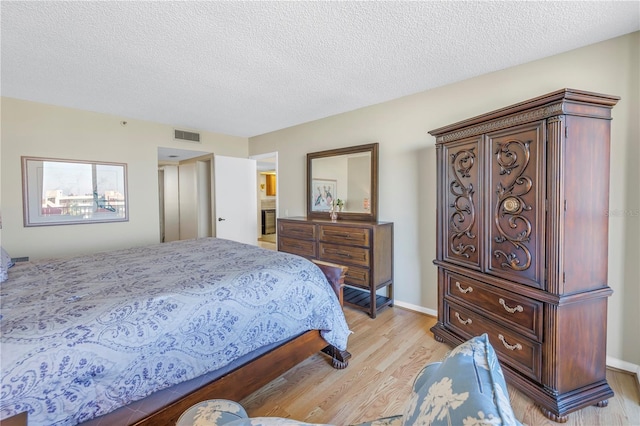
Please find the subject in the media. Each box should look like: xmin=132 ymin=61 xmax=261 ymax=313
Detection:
xmin=241 ymin=306 xmax=640 ymax=425
xmin=258 ymin=240 xmax=276 ymax=250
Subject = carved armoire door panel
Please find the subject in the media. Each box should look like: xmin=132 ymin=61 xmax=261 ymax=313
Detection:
xmin=442 ymin=137 xmax=482 ymax=269
xmin=486 ymin=121 xmax=546 ymax=288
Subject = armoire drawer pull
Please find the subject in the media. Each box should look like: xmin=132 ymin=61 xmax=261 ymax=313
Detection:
xmin=455 ymin=281 xmax=473 ymax=294
xmin=455 ymin=312 xmax=472 ymax=325
xmin=499 ymin=298 xmax=524 ymax=314
xmin=498 ymin=334 xmax=522 ymax=351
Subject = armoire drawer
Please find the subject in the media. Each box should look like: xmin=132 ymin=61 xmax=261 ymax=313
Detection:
xmin=319 ymin=242 xmax=370 ymax=267
xmin=344 ymin=265 xmax=370 ymax=288
xmin=278 ymin=221 xmax=316 ymax=240
xmin=444 ymin=301 xmax=541 ymax=382
xmin=445 ymin=272 xmax=543 ymax=342
xmin=319 ymin=225 xmax=370 ymax=247
xmin=278 ymin=237 xmax=316 ymax=258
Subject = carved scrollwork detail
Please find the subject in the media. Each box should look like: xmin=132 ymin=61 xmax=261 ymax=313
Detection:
xmin=439 ymin=104 xmax=563 ymax=143
xmin=593 ymin=400 xmax=609 ymax=408
xmin=449 ymin=148 xmax=477 ymax=258
xmin=538 ymin=405 xmax=569 ymax=423
xmin=493 ymin=139 xmax=533 ymax=271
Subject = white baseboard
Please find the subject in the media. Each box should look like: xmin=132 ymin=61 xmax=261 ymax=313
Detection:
xmin=606 ymin=356 xmax=640 ymax=388
xmin=394 ymin=301 xmax=640 ymax=388
xmin=393 ymin=300 xmax=437 ymax=317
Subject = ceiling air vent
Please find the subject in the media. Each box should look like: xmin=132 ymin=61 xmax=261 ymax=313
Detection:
xmin=174 ymin=129 xmax=201 ymax=143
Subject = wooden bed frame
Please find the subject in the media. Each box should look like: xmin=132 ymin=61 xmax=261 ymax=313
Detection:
xmin=128 ymin=260 xmax=351 ymax=426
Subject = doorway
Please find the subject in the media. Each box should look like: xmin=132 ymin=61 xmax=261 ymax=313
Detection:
xmin=158 ymin=147 xmax=259 ymax=245
xmin=251 ymin=152 xmax=278 ymax=250
xmin=158 ymin=148 xmax=213 ymax=242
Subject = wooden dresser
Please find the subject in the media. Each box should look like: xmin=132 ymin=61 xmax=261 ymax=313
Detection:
xmin=429 ymin=89 xmax=619 ymax=422
xmin=277 ymin=217 xmax=393 ymax=318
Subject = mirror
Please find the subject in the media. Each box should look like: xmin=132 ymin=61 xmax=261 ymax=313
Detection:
xmin=307 ymin=143 xmax=378 ymax=222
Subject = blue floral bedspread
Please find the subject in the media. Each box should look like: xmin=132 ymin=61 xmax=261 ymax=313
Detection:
xmin=0 ymin=238 xmax=351 ymax=425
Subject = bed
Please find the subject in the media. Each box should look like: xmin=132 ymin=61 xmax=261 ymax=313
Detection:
xmin=0 ymin=238 xmax=351 ymax=425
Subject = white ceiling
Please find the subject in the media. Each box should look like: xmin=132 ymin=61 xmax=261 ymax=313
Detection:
xmin=1 ymin=1 xmax=638 ymax=138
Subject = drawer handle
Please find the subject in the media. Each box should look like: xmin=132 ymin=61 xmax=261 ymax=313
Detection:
xmin=499 ymin=298 xmax=523 ymax=314
xmin=498 ymin=334 xmax=523 ymax=351
xmin=455 ymin=312 xmax=472 ymax=325
xmin=326 ymin=249 xmax=352 ymax=258
xmin=455 ymin=281 xmax=473 ymax=294
xmin=332 ymin=233 xmax=352 ymax=238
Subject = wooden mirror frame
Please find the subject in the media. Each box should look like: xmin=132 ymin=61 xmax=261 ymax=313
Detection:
xmin=306 ymin=143 xmax=378 ymax=222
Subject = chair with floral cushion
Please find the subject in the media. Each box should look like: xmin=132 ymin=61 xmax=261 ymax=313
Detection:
xmin=177 ymin=333 xmax=523 ymax=426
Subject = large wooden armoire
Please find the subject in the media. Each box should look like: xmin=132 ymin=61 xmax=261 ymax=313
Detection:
xmin=429 ymin=89 xmax=619 ymax=422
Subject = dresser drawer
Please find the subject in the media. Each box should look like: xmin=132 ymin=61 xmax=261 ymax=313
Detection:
xmin=344 ymin=265 xmax=370 ymax=288
xmin=278 ymin=237 xmax=316 ymax=258
xmin=319 ymin=242 xmax=370 ymax=267
xmin=319 ymin=225 xmax=370 ymax=247
xmin=445 ymin=301 xmax=541 ymax=382
xmin=278 ymin=221 xmax=316 ymax=240
xmin=445 ymin=272 xmax=543 ymax=342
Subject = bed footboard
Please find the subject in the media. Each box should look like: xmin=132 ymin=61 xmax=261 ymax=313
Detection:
xmin=126 ymin=259 xmax=352 ymax=425
xmin=313 ymin=259 xmax=351 ymax=369
xmin=321 ymin=344 xmax=351 ymax=369
xmin=312 ymin=259 xmax=347 ymax=306
xmin=132 ymin=330 xmax=328 ymax=426
xmin=132 ymin=332 xmax=350 ymax=425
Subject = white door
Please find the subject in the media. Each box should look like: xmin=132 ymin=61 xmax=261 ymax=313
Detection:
xmin=214 ymin=155 xmax=258 ymax=245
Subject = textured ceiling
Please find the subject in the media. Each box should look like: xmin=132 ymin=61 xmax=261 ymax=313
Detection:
xmin=2 ymin=1 xmax=639 ymax=138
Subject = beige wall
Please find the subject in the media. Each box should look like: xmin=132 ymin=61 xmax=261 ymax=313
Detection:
xmin=0 ymin=98 xmax=248 ymax=259
xmin=0 ymin=32 xmax=637 ymax=367
xmin=249 ymin=32 xmax=640 ymax=366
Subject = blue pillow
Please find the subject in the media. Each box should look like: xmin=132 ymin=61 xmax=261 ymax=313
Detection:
xmin=402 ymin=333 xmax=522 ymax=425
xmin=0 ymin=247 xmax=13 ymax=283
xmin=1 ymin=247 xmax=14 ymax=269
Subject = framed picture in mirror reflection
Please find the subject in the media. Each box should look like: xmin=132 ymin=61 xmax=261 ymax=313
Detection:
xmin=311 ymin=178 xmax=336 ymax=212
